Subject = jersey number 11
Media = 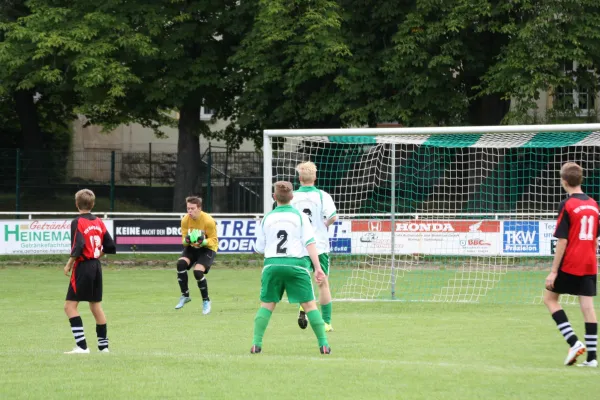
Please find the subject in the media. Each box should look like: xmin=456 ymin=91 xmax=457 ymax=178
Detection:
xmin=579 ymin=216 xmax=595 ymax=241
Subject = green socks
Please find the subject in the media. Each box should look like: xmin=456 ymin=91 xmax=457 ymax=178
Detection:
xmin=320 ymin=302 xmax=332 ymax=324
xmin=252 ymin=307 xmax=272 ymax=346
xmin=307 ymin=309 xmax=329 ymax=347
xmin=253 ymin=307 xmax=328 ymax=348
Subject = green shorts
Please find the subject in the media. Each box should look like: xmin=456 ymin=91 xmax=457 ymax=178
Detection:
xmin=260 ymin=257 xmax=315 ymax=304
xmin=310 ymin=253 xmax=330 ymax=276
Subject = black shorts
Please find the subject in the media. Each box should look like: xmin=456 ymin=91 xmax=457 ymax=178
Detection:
xmin=551 ymin=269 xmax=597 ymax=296
xmin=66 ymin=259 xmax=103 ymax=302
xmin=180 ymin=247 xmax=216 ymax=273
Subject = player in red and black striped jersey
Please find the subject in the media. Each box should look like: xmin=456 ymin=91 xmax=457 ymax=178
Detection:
xmin=544 ymin=163 xmax=598 ymax=367
xmin=63 ymin=189 xmax=116 ymax=354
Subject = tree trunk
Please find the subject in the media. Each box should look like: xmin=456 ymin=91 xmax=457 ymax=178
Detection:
xmin=13 ymin=89 xmax=55 ymax=198
xmin=14 ymin=89 xmax=43 ymax=149
xmin=172 ymin=104 xmax=202 ymax=211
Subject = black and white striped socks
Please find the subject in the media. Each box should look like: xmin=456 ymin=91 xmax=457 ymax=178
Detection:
xmin=69 ymin=316 xmax=88 ymax=350
xmin=96 ymin=324 xmax=109 ymax=351
xmin=585 ymin=322 xmax=597 ymax=362
xmin=552 ymin=310 xmax=579 ymax=347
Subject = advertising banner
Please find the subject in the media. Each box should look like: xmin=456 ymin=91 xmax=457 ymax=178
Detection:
xmin=330 ymin=220 xmax=352 ymax=254
xmin=114 ymin=220 xmax=184 ymax=253
xmin=113 ymin=218 xmax=354 ymax=254
xmin=114 ymin=219 xmax=260 ymax=253
xmin=0 ymin=219 xmax=114 ymax=255
xmin=539 ymin=220 xmax=557 ymax=256
xmin=501 ymin=221 xmax=540 ymax=255
xmin=1 ymin=217 xmax=574 ymax=257
xmin=350 ymin=220 xmax=501 ymax=255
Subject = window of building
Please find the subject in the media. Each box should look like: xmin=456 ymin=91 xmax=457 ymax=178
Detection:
xmin=554 ymin=61 xmax=598 ymax=115
xmin=200 ymin=106 xmax=216 ymax=121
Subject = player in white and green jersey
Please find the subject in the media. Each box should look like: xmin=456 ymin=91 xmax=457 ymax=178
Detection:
xmin=291 ymin=161 xmax=338 ymax=332
xmin=251 ymin=181 xmax=331 ymax=355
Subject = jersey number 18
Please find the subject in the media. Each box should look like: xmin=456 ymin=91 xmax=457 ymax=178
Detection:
xmin=89 ymin=235 xmax=102 ymax=258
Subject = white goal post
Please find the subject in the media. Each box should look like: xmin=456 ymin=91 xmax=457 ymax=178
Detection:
xmin=263 ymin=123 xmax=600 ymax=304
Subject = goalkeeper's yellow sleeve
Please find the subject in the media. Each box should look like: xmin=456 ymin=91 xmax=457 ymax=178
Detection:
xmin=181 ymin=216 xmax=190 ymax=246
xmin=203 ymin=218 xmax=219 ymax=252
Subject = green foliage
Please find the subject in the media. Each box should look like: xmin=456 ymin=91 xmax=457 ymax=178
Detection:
xmin=1 ymin=0 xmax=258 ymax=140
xmin=1 ymin=1 xmax=154 ymax=103
xmin=236 ymin=0 xmax=600 ymax=130
xmin=379 ymin=0 xmax=495 ymax=126
xmin=0 ymin=0 xmax=165 ymax=134
xmin=232 ymin=0 xmax=351 ymax=134
xmin=0 ymin=92 xmax=73 ymax=182
xmin=3 ymin=0 xmax=600 ymax=157
xmin=0 ymin=1 xmax=84 ymax=163
xmin=235 ymin=0 xmax=504 ymax=130
xmin=0 ymin=1 xmax=258 ymax=210
xmin=481 ymin=0 xmax=600 ymax=121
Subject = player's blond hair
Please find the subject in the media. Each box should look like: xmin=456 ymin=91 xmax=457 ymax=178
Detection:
xmin=561 ymin=162 xmax=583 ymax=187
xmin=75 ymin=189 xmax=95 ymax=211
xmin=296 ymin=161 xmax=317 ymax=184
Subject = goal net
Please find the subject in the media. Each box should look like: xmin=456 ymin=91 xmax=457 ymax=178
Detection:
xmin=263 ymin=125 xmax=600 ymax=304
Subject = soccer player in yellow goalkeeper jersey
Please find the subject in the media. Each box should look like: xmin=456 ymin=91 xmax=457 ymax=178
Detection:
xmin=174 ymin=196 xmax=218 ymax=314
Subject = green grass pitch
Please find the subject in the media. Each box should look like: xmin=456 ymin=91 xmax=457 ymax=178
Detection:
xmin=1 ymin=265 xmax=598 ymax=399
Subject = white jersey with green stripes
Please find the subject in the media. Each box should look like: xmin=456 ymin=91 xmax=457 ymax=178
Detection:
xmin=291 ymin=185 xmax=337 ymax=254
xmin=254 ymin=205 xmax=315 ymax=259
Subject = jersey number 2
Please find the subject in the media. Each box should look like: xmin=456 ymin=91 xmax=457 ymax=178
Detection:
xmin=89 ymin=235 xmax=102 ymax=258
xmin=276 ymin=230 xmax=288 ymax=254
xmin=579 ymin=216 xmax=596 ymax=241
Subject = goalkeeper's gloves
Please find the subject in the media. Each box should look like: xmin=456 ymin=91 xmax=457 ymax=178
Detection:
xmin=189 ymin=229 xmax=206 ymax=245
xmin=184 ymin=235 xmax=192 ymax=245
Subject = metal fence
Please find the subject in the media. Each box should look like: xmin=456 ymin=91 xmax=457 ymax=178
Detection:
xmin=0 ymin=146 xmax=263 ymax=213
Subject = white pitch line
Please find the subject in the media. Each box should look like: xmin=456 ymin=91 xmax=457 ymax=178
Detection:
xmin=0 ymin=349 xmax=595 ymax=374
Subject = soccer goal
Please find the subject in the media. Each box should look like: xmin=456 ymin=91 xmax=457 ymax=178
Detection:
xmin=263 ymin=124 xmax=600 ymax=304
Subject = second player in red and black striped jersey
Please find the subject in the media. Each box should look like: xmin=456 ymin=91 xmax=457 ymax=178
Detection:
xmin=554 ymin=193 xmax=600 ymax=276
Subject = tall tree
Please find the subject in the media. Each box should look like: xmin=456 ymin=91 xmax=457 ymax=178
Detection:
xmin=481 ymin=0 xmax=600 ymax=123
xmin=131 ymin=0 xmax=257 ymax=210
xmin=232 ymin=0 xmax=351 ymax=136
xmin=0 ymin=0 xmax=77 ymax=192
xmin=1 ymin=1 xmax=46 ymax=149
xmin=234 ymin=0 xmax=600 ymax=131
xmin=379 ymin=0 xmax=511 ymax=126
xmin=1 ymin=0 xmax=256 ymax=210
xmin=235 ymin=0 xmax=506 ymax=130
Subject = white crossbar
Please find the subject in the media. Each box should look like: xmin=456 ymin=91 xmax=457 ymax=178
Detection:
xmin=265 ymin=123 xmax=600 ymax=137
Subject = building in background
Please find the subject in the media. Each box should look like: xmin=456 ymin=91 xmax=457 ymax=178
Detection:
xmin=71 ymin=108 xmax=257 ymax=182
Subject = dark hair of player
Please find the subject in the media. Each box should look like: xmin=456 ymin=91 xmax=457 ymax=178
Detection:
xmin=186 ymin=196 xmax=203 ymax=208
xmin=274 ymin=181 xmax=293 ymax=204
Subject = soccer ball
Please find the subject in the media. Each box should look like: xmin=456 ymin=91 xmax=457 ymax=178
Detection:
xmin=188 ymin=229 xmax=205 ymax=244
